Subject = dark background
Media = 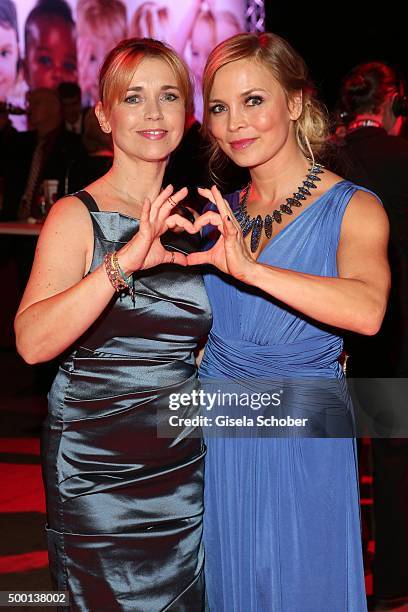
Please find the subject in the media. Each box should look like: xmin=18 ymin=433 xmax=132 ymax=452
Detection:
xmin=265 ymin=6 xmax=407 ymax=111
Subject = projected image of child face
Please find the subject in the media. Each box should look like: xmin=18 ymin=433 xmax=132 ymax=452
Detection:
xmin=25 ymin=16 xmax=77 ymax=89
xmin=215 ymin=12 xmax=241 ymax=43
xmin=190 ymin=14 xmax=216 ymax=86
xmin=78 ymin=28 xmax=120 ymax=106
xmin=0 ymin=22 xmax=18 ymax=100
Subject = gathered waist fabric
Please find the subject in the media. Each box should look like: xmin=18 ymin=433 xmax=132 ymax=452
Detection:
xmin=201 ymin=332 xmax=343 ymax=380
xmin=199 ymin=334 xmax=354 ymax=438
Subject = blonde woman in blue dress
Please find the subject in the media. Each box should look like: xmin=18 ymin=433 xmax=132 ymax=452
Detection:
xmin=189 ymin=33 xmax=390 ymax=611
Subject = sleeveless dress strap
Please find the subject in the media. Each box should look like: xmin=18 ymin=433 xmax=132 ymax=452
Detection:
xmin=74 ymin=190 xmax=100 ymax=213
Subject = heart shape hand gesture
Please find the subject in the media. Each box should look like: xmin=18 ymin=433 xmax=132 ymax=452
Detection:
xmin=168 ymin=186 xmax=256 ymax=282
xmin=117 ymin=185 xmax=192 ymax=274
xmin=117 ymin=184 xmax=257 ymax=283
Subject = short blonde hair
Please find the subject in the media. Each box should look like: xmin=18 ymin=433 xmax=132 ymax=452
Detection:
xmin=99 ymin=38 xmax=193 ymax=116
xmin=202 ymin=32 xmax=328 ymax=175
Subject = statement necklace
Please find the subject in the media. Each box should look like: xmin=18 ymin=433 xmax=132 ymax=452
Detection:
xmin=234 ymin=162 xmax=325 ymax=253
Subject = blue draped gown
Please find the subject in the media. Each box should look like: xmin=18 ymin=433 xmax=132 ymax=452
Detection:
xmin=199 ymin=181 xmax=369 ymax=611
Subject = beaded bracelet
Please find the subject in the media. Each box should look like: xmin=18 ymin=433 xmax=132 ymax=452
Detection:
xmin=111 ymin=251 xmax=133 ymax=288
xmin=104 ymin=251 xmax=134 ymax=298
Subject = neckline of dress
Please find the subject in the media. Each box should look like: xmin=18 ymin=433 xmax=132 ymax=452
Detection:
xmin=240 ymin=179 xmax=348 ymax=262
xmin=81 ymin=190 xmax=141 ymax=221
xmin=94 ymin=210 xmax=140 ymax=222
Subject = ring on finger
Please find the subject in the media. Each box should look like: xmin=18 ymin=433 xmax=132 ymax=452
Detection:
xmin=167 ymin=196 xmax=177 ymax=207
xmin=170 ymin=251 xmax=175 ymax=264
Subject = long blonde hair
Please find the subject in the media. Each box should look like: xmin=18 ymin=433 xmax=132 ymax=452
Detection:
xmin=202 ymin=32 xmax=328 ymax=178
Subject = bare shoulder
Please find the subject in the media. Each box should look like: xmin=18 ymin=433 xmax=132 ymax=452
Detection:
xmin=321 ymin=167 xmax=385 ymax=220
xmin=38 ymin=194 xmax=93 ymax=250
xmin=16 ymin=195 xmax=94 ymax=314
xmin=33 ymin=194 xmax=94 ymax=276
xmin=339 ymin=187 xmax=389 ymax=255
xmin=44 ymin=194 xmax=92 ymax=229
xmin=342 ymin=187 xmax=388 ymax=228
xmin=336 ymin=185 xmax=390 ymax=300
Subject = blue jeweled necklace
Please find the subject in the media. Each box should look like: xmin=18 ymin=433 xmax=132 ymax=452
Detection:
xmin=234 ymin=162 xmax=325 ymax=253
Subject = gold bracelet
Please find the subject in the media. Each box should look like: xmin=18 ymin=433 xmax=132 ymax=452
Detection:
xmin=104 ymin=251 xmax=134 ymax=297
xmin=111 ymin=252 xmax=133 ymax=287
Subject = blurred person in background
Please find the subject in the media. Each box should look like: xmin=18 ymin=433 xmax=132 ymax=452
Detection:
xmin=2 ymin=86 xmax=84 ymax=392
xmin=67 ymin=105 xmax=113 ymax=192
xmin=335 ymin=61 xmax=408 ymax=612
xmin=2 ymin=87 xmax=84 ymax=223
xmin=57 ymin=81 xmax=87 ymax=134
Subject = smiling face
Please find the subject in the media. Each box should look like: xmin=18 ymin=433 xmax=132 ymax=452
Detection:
xmin=97 ymin=57 xmax=186 ymax=163
xmin=207 ymin=58 xmax=302 ymax=169
xmin=25 ymin=16 xmax=77 ymax=89
xmin=0 ymin=23 xmax=18 ymax=100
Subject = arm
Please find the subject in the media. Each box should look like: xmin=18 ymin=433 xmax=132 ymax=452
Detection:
xmin=14 ymin=196 xmax=113 ymax=364
xmin=15 ymin=187 xmax=192 ymax=364
xmin=189 ymin=187 xmax=390 ymax=335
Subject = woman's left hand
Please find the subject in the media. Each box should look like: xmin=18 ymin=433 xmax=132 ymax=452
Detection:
xmin=187 ymin=186 xmax=256 ymax=282
xmin=117 ymin=185 xmax=196 ymax=273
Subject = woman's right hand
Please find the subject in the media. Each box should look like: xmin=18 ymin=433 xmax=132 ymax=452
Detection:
xmin=117 ymin=185 xmax=192 ymax=273
xmin=187 ymin=186 xmax=256 ymax=282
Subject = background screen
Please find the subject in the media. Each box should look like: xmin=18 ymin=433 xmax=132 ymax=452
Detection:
xmin=0 ymin=0 xmax=249 ymax=128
